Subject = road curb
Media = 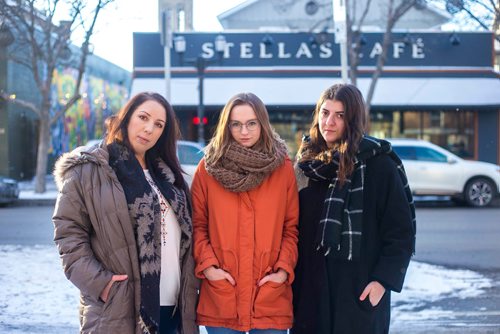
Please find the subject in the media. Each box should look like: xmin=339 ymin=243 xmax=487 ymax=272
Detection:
xmin=14 ymin=199 xmax=56 ymax=207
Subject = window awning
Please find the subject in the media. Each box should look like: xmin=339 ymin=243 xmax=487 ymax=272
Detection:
xmin=131 ymin=77 xmax=500 ymax=108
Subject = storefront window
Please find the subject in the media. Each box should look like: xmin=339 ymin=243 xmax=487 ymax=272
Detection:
xmin=370 ymin=109 xmax=475 ymax=159
xmin=269 ymin=108 xmax=312 ymax=160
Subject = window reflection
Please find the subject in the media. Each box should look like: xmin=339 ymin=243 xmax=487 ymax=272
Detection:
xmin=369 ymin=110 xmax=475 ymax=159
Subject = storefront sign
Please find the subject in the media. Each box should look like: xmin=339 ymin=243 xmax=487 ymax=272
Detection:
xmin=134 ymin=31 xmax=494 ymax=69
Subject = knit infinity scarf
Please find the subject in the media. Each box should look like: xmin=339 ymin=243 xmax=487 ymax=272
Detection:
xmin=205 ymin=137 xmax=289 ymax=192
xmin=108 ymin=141 xmax=192 ymax=334
xmin=298 ymin=136 xmax=416 ymax=261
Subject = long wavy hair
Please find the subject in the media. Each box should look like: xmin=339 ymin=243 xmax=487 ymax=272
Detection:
xmin=105 ymin=92 xmax=186 ymax=190
xmin=299 ymin=84 xmax=367 ymax=184
xmin=205 ymin=92 xmax=277 ymax=165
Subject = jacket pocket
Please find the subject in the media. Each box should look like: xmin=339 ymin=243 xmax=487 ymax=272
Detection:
xmin=357 ymin=289 xmax=387 ymax=312
xmin=197 ymin=279 xmax=237 ymax=319
xmin=212 ymin=247 xmax=238 ymax=280
xmin=80 ymin=294 xmax=103 ymax=333
xmin=99 ymin=280 xmax=134 ymax=325
xmin=253 ymin=281 xmax=293 ymax=318
xmin=101 ymin=280 xmax=119 ymax=314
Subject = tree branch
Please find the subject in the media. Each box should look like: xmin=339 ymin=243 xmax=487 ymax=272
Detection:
xmin=347 ymin=0 xmax=373 ymax=84
xmin=50 ymin=0 xmax=111 ymax=125
xmin=0 ymin=92 xmax=40 ymax=116
xmin=50 ymin=95 xmax=80 ymax=125
xmin=365 ymin=0 xmax=417 ymax=112
xmin=462 ymin=5 xmax=492 ymax=29
xmin=358 ymin=0 xmax=372 ymax=28
xmin=27 ymin=2 xmax=43 ymax=89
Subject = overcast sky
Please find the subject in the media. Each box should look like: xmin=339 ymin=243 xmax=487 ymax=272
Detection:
xmin=88 ymin=0 xmax=246 ymax=71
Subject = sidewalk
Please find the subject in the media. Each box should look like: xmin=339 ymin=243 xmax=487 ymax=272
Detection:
xmin=17 ymin=175 xmax=58 ymax=206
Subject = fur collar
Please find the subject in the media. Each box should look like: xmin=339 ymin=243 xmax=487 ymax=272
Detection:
xmin=53 ymin=145 xmax=108 ymax=191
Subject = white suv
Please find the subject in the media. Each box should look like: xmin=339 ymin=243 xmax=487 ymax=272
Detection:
xmin=176 ymin=140 xmax=204 ymax=186
xmin=388 ymin=138 xmax=500 ymax=207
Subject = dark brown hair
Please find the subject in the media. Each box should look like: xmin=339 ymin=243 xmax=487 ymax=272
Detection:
xmin=300 ymin=83 xmax=367 ymax=184
xmin=105 ymin=92 xmax=185 ymax=189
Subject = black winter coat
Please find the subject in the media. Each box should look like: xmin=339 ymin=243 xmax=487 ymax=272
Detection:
xmin=292 ymin=154 xmax=414 ymax=334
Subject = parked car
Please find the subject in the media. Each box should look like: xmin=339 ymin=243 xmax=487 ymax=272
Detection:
xmin=177 ymin=140 xmax=204 ymax=186
xmin=388 ymin=138 xmax=500 ymax=207
xmin=85 ymin=139 xmax=204 ymax=186
xmin=0 ymin=175 xmax=20 ymax=205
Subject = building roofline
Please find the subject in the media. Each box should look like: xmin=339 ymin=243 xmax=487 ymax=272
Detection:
xmin=217 ymin=0 xmax=259 ymax=21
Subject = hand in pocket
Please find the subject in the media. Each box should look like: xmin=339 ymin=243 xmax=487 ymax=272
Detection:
xmin=359 ymin=281 xmax=386 ymax=307
xmin=100 ymin=274 xmax=128 ymax=302
xmin=203 ymin=266 xmax=236 ymax=285
xmin=257 ymin=269 xmax=287 ymax=287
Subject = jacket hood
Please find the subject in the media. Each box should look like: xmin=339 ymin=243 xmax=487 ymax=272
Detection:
xmin=53 ymin=145 xmax=108 ymax=191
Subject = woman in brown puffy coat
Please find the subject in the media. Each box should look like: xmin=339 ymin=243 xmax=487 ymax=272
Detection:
xmin=191 ymin=92 xmax=299 ymax=334
xmin=53 ymin=92 xmax=198 ymax=334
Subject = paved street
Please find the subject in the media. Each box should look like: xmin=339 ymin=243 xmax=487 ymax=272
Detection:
xmin=3 ymin=203 xmax=499 ymax=270
xmin=0 ymin=203 xmax=500 ymax=333
xmin=0 ymin=205 xmax=55 ymax=245
xmin=414 ymin=204 xmax=500 ymax=271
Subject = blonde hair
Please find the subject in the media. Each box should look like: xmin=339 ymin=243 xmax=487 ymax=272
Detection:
xmin=205 ymin=92 xmax=276 ymax=165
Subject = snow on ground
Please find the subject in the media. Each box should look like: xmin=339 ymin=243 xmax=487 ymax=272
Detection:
xmin=392 ymin=261 xmax=492 ymax=325
xmin=18 ymin=190 xmax=59 ymax=200
xmin=0 ymin=245 xmax=493 ymax=333
xmin=0 ymin=245 xmax=79 ymax=333
xmin=17 ymin=177 xmax=58 ymax=201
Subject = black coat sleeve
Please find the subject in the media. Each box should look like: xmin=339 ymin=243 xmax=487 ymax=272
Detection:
xmin=369 ymin=155 xmax=414 ymax=293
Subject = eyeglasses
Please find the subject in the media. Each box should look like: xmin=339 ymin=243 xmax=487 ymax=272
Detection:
xmin=228 ymin=119 xmax=260 ymax=132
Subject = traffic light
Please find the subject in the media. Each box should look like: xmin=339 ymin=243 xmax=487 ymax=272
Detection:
xmin=192 ymin=116 xmax=208 ymax=125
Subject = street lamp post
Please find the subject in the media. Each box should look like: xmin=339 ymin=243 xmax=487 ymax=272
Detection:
xmin=160 ymin=10 xmax=173 ymax=101
xmin=333 ymin=0 xmax=349 ymax=83
xmin=173 ymin=35 xmax=226 ymax=145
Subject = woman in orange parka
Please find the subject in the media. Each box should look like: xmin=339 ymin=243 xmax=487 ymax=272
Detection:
xmin=191 ymin=92 xmax=299 ymax=334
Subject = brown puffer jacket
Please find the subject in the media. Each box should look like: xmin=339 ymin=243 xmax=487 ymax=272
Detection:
xmin=52 ymin=145 xmax=199 ymax=334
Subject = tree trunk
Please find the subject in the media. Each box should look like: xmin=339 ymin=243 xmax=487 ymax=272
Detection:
xmin=34 ymin=102 xmax=51 ymax=193
xmin=365 ymin=29 xmax=392 ymax=112
xmin=1 ymin=0 xmax=114 ymax=193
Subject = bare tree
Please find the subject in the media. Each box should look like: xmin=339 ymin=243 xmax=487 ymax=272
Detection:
xmin=430 ymin=0 xmax=499 ymax=42
xmin=0 ymin=0 xmax=113 ymax=192
xmin=346 ymin=0 xmax=418 ymax=112
xmin=306 ymin=0 xmax=419 ymax=111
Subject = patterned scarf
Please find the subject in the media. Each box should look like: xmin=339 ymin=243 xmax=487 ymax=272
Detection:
xmin=108 ymin=141 xmax=192 ymax=334
xmin=205 ymin=136 xmax=289 ymax=192
xmin=298 ymin=136 xmax=416 ymax=261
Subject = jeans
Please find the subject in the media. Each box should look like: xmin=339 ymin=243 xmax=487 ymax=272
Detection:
xmin=159 ymin=306 xmax=180 ymax=334
xmin=206 ymin=327 xmax=287 ymax=334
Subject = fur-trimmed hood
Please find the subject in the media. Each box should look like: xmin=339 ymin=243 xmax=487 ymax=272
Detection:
xmin=53 ymin=145 xmax=108 ymax=191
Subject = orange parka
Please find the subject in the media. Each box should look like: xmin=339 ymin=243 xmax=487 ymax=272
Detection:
xmin=192 ymin=158 xmax=299 ymax=331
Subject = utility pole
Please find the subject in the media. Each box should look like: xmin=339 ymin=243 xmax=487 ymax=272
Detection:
xmin=160 ymin=9 xmax=173 ymax=101
xmin=333 ymin=0 xmax=349 ymax=83
xmin=173 ymin=35 xmax=226 ymax=145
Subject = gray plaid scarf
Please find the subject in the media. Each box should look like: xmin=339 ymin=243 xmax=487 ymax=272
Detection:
xmin=298 ymin=135 xmax=416 ymax=261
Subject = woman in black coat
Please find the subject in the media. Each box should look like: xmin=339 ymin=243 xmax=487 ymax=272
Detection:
xmin=292 ymin=84 xmax=416 ymax=334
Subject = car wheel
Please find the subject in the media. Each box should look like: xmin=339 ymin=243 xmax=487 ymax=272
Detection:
xmin=464 ymin=178 xmax=495 ymax=207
